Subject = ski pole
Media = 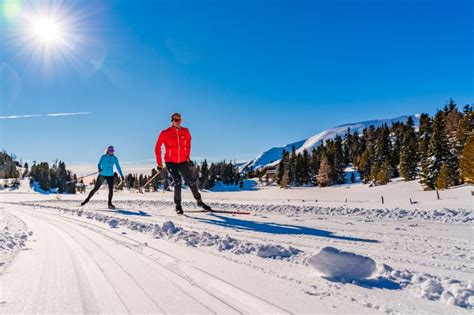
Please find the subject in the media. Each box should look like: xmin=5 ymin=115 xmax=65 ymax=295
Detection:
xmin=116 ymin=179 xmax=124 ymax=189
xmin=66 ymin=172 xmax=98 ymax=184
xmin=139 ymin=170 xmax=162 ymax=193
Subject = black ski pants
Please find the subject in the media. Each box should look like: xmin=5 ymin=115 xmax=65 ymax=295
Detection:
xmin=85 ymin=175 xmax=114 ymax=204
xmin=166 ymin=162 xmax=201 ymax=205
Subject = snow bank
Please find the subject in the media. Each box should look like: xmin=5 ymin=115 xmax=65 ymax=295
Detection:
xmin=376 ymin=263 xmax=474 ymax=309
xmin=24 ymin=202 xmax=303 ymax=261
xmin=194 ymin=202 xmax=472 ymax=223
xmin=0 ymin=211 xmax=29 ymax=273
xmin=308 ymin=247 xmax=376 ymax=280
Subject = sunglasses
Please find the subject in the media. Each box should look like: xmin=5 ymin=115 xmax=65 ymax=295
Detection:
xmin=107 ymin=148 xmax=115 ymax=153
xmin=172 ymin=117 xmax=182 ymax=122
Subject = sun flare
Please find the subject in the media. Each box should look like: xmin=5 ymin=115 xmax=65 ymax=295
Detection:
xmin=30 ymin=16 xmax=63 ymax=45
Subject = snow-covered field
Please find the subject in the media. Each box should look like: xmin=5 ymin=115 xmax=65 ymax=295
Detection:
xmin=0 ymin=179 xmax=472 ymax=314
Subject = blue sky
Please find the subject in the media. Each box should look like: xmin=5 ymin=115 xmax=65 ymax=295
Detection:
xmin=0 ymin=0 xmax=472 ymax=174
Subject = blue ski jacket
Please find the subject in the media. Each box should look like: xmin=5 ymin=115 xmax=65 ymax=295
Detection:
xmin=98 ymin=154 xmax=123 ymax=177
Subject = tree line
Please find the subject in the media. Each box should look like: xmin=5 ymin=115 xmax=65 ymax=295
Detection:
xmin=114 ymin=160 xmax=243 ymax=192
xmin=0 ymin=151 xmax=79 ymax=193
xmin=28 ymin=161 xmax=78 ymax=193
xmin=274 ymin=101 xmax=473 ymax=190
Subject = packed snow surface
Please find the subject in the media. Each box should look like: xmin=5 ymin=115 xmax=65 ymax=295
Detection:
xmin=0 ymin=179 xmax=472 ymax=313
xmin=308 ymin=246 xmax=376 ymax=280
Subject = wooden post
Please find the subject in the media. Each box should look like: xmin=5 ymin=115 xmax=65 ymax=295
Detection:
xmin=436 ymin=190 xmax=440 ymax=200
xmin=381 ymin=196 xmax=384 ymax=204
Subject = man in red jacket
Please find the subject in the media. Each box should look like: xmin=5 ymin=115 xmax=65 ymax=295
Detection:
xmin=155 ymin=113 xmax=212 ymax=214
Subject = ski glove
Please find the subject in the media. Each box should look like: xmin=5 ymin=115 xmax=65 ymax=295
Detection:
xmin=156 ymin=165 xmax=163 ymax=172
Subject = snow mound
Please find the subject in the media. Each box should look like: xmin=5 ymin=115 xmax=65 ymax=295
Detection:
xmin=308 ymin=247 xmax=376 ymax=280
xmin=161 ymin=221 xmax=177 ymax=234
xmin=257 ymin=245 xmax=300 ymax=258
xmin=108 ymin=219 xmax=119 ymax=228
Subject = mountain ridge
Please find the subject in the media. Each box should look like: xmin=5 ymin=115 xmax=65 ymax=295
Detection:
xmin=241 ymin=115 xmax=420 ymax=171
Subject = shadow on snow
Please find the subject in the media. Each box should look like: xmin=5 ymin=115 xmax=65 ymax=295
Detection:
xmin=106 ymin=209 xmax=151 ymax=217
xmin=323 ymin=276 xmax=401 ymax=290
xmin=191 ymin=213 xmax=379 ymax=243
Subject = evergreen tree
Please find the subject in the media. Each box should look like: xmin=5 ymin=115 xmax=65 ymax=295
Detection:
xmin=420 ymin=110 xmax=450 ymax=190
xmin=435 ymin=162 xmax=450 ymax=189
xmin=358 ymin=148 xmax=372 ymax=183
xmin=56 ymin=161 xmax=68 ymax=193
xmin=374 ymin=124 xmax=391 ymax=165
xmin=317 ymin=153 xmax=332 ymax=187
xmin=463 ymin=104 xmax=472 ymax=114
xmin=460 ymin=134 xmax=474 ymax=184
xmin=343 ymin=128 xmax=353 ymax=164
xmin=36 ymin=162 xmax=50 ymax=191
xmin=352 ymin=131 xmax=363 ymax=166
xmin=455 ymin=110 xmax=473 ymax=156
xmin=277 ymin=150 xmax=289 ymax=186
xmin=418 ymin=113 xmax=432 ymax=162
xmin=294 ymin=153 xmax=304 ymax=185
xmin=22 ymin=162 xmax=29 ymax=178
xmin=369 ymin=163 xmax=380 ymax=184
xmin=333 ymin=135 xmax=345 ymax=184
xmin=288 ymin=145 xmax=297 ymax=185
xmin=375 ymin=160 xmax=391 ymax=185
xmin=390 ymin=122 xmax=404 ymax=177
xmin=200 ymin=160 xmax=210 ymax=189
xmin=302 ymin=149 xmax=310 ymax=185
xmin=208 ymin=163 xmax=217 ymax=188
xmin=309 ymin=147 xmax=321 ymax=185
xmin=400 ymin=116 xmax=418 ymax=180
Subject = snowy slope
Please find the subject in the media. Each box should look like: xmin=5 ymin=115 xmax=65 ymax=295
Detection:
xmin=242 ymin=115 xmax=420 ymax=171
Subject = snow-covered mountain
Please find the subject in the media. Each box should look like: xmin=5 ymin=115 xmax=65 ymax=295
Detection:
xmin=241 ymin=115 xmax=420 ymax=171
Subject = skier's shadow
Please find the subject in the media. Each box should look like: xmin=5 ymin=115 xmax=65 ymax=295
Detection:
xmin=105 ymin=209 xmax=151 ymax=217
xmin=193 ymin=213 xmax=379 ymax=243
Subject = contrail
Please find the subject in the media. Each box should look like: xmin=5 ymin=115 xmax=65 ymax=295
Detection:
xmin=0 ymin=112 xmax=91 ymax=120
xmin=46 ymin=112 xmax=91 ymax=117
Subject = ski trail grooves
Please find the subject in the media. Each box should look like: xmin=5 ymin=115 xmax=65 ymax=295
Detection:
xmin=1 ymin=208 xmax=128 ymax=313
xmin=38 ymin=208 xmax=291 ymax=314
xmin=11 ymin=205 xmax=292 ymax=314
xmin=17 ymin=208 xmax=234 ymax=314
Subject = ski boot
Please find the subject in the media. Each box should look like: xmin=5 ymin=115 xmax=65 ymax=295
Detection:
xmin=176 ymin=204 xmax=184 ymax=215
xmin=108 ymin=203 xmax=116 ymax=210
xmin=197 ymin=200 xmax=212 ymax=212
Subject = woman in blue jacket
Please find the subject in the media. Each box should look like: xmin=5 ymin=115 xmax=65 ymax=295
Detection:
xmin=81 ymin=146 xmax=124 ymax=209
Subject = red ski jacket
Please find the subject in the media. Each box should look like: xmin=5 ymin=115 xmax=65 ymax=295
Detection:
xmin=155 ymin=126 xmax=192 ymax=167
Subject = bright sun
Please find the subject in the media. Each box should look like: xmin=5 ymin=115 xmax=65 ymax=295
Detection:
xmin=30 ymin=16 xmax=63 ymax=45
xmin=8 ymin=1 xmax=99 ymax=75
